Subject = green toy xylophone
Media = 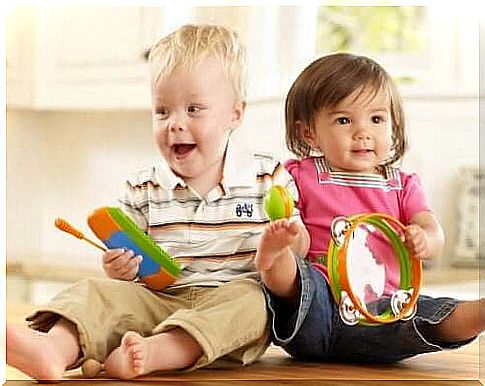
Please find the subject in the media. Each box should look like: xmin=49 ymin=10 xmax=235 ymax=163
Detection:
xmin=55 ymin=207 xmax=181 ymax=290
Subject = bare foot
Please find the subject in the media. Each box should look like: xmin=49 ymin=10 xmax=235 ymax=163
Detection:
xmin=7 ymin=323 xmax=67 ymax=381
xmin=104 ymin=331 xmax=150 ymax=379
xmin=255 ymin=219 xmax=300 ymax=271
xmin=104 ymin=329 xmax=203 ymax=379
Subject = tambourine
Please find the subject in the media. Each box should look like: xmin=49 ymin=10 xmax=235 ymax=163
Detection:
xmin=327 ymin=213 xmax=422 ymax=326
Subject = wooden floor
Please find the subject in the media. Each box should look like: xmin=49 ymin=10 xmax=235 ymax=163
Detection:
xmin=6 ymin=345 xmax=483 ymax=386
xmin=6 ymin=303 xmax=484 ymax=385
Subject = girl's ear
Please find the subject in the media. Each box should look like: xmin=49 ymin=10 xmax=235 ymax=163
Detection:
xmin=296 ymin=120 xmax=318 ymax=149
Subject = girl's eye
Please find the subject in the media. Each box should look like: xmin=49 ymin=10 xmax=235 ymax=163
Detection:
xmin=336 ymin=117 xmax=350 ymax=125
xmin=372 ymin=115 xmax=385 ymax=124
xmin=188 ymin=105 xmax=201 ymax=113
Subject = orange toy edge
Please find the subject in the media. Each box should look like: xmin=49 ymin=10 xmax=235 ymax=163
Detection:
xmin=87 ymin=208 xmax=122 ymax=241
xmin=141 ymin=267 xmax=177 ymax=290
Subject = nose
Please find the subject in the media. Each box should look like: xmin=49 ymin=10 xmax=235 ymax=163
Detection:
xmin=353 ymin=126 xmax=371 ymax=141
xmin=354 ymin=132 xmax=371 ymax=140
xmin=167 ymin=117 xmax=186 ymax=132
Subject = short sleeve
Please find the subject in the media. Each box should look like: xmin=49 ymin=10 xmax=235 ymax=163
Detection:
xmin=117 ymin=180 xmax=148 ymax=231
xmin=400 ymin=172 xmax=432 ymax=224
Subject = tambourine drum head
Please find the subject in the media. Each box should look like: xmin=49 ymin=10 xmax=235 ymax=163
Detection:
xmin=346 ymin=223 xmax=402 ymax=318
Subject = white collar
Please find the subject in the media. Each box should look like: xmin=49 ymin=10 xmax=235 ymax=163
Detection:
xmin=154 ymin=138 xmax=257 ymax=191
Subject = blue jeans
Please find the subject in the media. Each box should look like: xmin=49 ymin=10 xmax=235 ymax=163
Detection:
xmin=264 ymin=257 xmax=475 ymax=363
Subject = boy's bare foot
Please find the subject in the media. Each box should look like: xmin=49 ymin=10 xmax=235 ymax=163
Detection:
xmin=104 ymin=328 xmax=203 ymax=379
xmin=255 ymin=219 xmax=300 ymax=271
xmin=7 ymin=323 xmax=67 ymax=381
xmin=104 ymin=331 xmax=151 ymax=379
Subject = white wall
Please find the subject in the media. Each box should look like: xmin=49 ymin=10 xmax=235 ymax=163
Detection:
xmin=7 ymin=110 xmax=158 ymax=270
xmin=402 ymin=97 xmax=479 ymax=268
xmin=6 ymin=95 xmax=479 ymax=271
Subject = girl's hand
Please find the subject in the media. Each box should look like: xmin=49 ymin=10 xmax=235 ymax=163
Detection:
xmin=403 ymin=225 xmax=430 ymax=260
xmin=102 ymin=248 xmax=142 ymax=281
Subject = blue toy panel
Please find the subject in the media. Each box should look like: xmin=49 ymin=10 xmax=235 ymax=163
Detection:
xmin=105 ymin=231 xmax=160 ymax=277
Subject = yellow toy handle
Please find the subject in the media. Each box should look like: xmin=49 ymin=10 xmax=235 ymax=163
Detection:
xmin=55 ymin=218 xmax=107 ymax=252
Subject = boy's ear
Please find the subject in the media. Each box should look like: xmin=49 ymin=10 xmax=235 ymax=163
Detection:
xmin=297 ymin=120 xmax=318 ymax=148
xmin=229 ymin=100 xmax=246 ymax=128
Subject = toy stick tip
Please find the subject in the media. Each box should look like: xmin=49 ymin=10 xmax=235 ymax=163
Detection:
xmin=55 ymin=218 xmax=84 ymax=239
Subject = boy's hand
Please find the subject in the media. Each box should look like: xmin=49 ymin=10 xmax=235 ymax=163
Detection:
xmin=403 ymin=225 xmax=430 ymax=260
xmin=102 ymin=248 xmax=142 ymax=281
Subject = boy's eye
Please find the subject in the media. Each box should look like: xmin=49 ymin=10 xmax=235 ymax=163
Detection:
xmin=336 ymin=117 xmax=350 ymax=125
xmin=154 ymin=107 xmax=169 ymax=119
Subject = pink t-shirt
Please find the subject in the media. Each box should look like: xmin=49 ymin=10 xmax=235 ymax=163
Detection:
xmin=286 ymin=156 xmax=431 ymax=293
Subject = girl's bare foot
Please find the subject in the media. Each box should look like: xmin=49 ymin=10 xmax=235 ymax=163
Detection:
xmin=255 ymin=219 xmax=300 ymax=271
xmin=7 ymin=323 xmax=69 ymax=381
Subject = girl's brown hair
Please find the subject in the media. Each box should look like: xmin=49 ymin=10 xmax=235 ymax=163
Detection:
xmin=286 ymin=53 xmax=407 ymax=165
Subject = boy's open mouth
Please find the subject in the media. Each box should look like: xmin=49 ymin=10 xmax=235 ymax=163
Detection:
xmin=173 ymin=144 xmax=196 ymax=156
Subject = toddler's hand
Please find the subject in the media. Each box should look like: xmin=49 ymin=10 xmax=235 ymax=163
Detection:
xmin=403 ymin=225 xmax=430 ymax=260
xmin=102 ymin=248 xmax=142 ymax=281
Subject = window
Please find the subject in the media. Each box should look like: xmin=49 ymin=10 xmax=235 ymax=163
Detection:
xmin=310 ymin=5 xmax=478 ymax=96
xmin=317 ymin=7 xmax=426 ymax=55
xmin=316 ymin=6 xmax=427 ymax=85
xmin=161 ymin=5 xmax=479 ymax=99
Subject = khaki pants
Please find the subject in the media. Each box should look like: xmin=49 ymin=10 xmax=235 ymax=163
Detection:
xmin=27 ymin=277 xmax=270 ymax=370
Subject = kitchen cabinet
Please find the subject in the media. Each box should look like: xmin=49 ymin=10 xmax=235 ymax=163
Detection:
xmin=6 ymin=6 xmax=308 ymax=109
xmin=7 ymin=6 xmax=164 ymax=109
xmin=7 ymin=7 xmax=35 ymax=107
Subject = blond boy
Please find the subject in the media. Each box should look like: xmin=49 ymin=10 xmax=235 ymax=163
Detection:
xmin=7 ymin=24 xmax=302 ymax=380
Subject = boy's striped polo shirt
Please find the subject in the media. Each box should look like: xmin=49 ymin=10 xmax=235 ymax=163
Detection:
xmin=119 ymin=140 xmax=301 ymax=288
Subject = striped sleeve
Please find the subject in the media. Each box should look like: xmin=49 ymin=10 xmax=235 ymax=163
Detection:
xmin=117 ymin=169 xmax=155 ymax=231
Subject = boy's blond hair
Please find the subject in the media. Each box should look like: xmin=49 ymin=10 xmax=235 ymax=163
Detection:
xmin=148 ymin=23 xmax=247 ymax=101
